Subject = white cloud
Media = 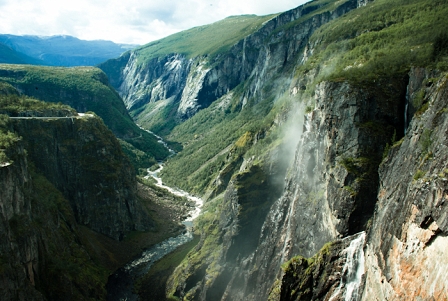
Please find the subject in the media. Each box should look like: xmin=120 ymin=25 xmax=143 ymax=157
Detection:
xmin=0 ymin=0 xmax=309 ymax=44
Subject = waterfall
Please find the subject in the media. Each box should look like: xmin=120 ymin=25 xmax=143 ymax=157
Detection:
xmin=404 ymin=83 xmax=410 ymax=135
xmin=329 ymin=231 xmax=366 ymax=301
xmin=279 ymin=187 xmax=299 ymax=263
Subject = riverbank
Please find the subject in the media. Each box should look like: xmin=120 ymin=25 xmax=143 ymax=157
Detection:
xmin=79 ymin=179 xmax=195 ymax=274
xmin=135 ymin=234 xmax=201 ymax=300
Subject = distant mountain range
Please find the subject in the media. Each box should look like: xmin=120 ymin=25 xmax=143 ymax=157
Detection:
xmin=0 ymin=34 xmax=137 ymax=66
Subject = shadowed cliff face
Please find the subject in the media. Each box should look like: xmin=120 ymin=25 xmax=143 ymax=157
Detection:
xmin=9 ymin=116 xmax=153 ymax=240
xmin=211 ymin=77 xmax=405 ymax=301
xmin=0 ymin=140 xmax=108 ymax=300
xmin=0 ymin=142 xmax=44 ymax=300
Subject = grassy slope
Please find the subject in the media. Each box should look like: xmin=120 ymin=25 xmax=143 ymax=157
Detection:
xmin=134 ymin=14 xmax=276 ymax=65
xmin=300 ymin=0 xmax=448 ymax=86
xmin=0 ymin=64 xmax=169 ymax=167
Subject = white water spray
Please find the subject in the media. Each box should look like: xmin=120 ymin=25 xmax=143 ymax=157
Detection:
xmin=329 ymin=231 xmax=366 ymax=301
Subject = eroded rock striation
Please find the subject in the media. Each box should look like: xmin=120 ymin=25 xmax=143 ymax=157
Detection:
xmin=100 ymin=0 xmax=360 ymax=126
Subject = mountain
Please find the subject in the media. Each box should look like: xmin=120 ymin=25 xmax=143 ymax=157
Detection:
xmin=0 ymin=64 xmax=170 ymax=170
xmin=0 ymin=83 xmax=190 ymax=300
xmin=0 ymin=34 xmax=137 ymax=66
xmin=100 ymin=0 xmax=448 ymax=300
xmin=0 ymin=42 xmax=45 ymax=65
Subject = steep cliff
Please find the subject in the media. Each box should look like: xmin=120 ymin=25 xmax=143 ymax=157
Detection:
xmin=97 ymin=0 xmax=448 ymax=300
xmin=0 ymin=116 xmax=108 ymax=300
xmin=100 ymin=0 xmax=360 ymax=134
xmin=273 ymin=69 xmax=448 ymax=301
xmin=10 ymin=115 xmax=153 ymax=240
xmin=361 ymin=70 xmax=448 ymax=300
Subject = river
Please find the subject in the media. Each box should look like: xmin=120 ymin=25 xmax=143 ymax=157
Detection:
xmin=106 ymin=131 xmax=203 ymax=301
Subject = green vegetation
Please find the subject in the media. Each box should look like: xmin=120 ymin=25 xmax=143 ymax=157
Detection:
xmin=167 ymin=195 xmax=225 ymax=299
xmin=413 ymin=169 xmax=425 ymax=181
xmin=0 ymin=64 xmax=128 ymax=123
xmin=29 ymin=168 xmax=108 ymax=299
xmin=339 ymin=156 xmax=376 ymax=183
xmin=297 ymin=0 xmax=448 ymax=87
xmin=419 ymin=129 xmax=432 ymax=155
xmin=119 ymin=139 xmax=157 ymax=174
xmin=0 ymin=64 xmax=170 ymax=167
xmin=275 ymin=241 xmax=335 ymax=299
xmin=161 ymin=88 xmax=294 ymax=193
xmin=0 ymin=114 xmax=19 ymax=165
xmin=0 ymin=92 xmax=75 ymax=116
xmin=134 ymin=14 xmax=276 ymax=65
xmin=272 ymin=0 xmax=351 ymax=35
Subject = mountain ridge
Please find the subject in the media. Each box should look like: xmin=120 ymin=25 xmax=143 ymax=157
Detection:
xmin=0 ymin=34 xmax=137 ymax=67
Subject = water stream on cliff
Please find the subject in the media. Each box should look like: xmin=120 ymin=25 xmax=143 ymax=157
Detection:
xmin=329 ymin=231 xmax=366 ymax=301
xmin=106 ymin=132 xmax=202 ymax=301
xmin=404 ymin=83 xmax=410 ymax=135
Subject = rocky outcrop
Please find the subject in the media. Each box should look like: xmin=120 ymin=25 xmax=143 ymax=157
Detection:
xmin=273 ymin=232 xmax=366 ymax=301
xmin=215 ymin=76 xmax=403 ymax=301
xmin=0 ymin=111 xmax=158 ymax=300
xmin=10 ymin=115 xmax=153 ymax=240
xmin=119 ymin=53 xmax=193 ymax=113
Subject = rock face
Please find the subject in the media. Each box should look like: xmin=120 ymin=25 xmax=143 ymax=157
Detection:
xmin=163 ymin=65 xmax=446 ymax=301
xmin=10 ymin=115 xmax=152 ymax=240
xmin=361 ymin=71 xmax=448 ymax=300
xmin=269 ymin=70 xmax=448 ymax=301
xmin=0 ymin=141 xmax=45 ymax=300
xmin=0 ymin=113 xmax=154 ymax=300
xmin=0 ymin=140 xmax=106 ymax=300
xmin=275 ymin=232 xmax=366 ymax=301
xmin=101 ymin=0 xmax=360 ymax=127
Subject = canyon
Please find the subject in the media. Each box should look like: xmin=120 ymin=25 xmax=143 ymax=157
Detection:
xmin=1 ymin=0 xmax=448 ymax=300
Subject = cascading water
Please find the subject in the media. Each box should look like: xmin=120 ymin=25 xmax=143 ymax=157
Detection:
xmin=106 ymin=132 xmax=202 ymax=301
xmin=404 ymin=83 xmax=410 ymax=135
xmin=329 ymin=231 xmax=366 ymax=301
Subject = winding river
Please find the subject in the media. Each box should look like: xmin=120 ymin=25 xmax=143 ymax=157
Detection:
xmin=106 ymin=132 xmax=203 ymax=301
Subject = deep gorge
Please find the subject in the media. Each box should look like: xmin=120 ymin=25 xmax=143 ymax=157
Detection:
xmin=1 ymin=0 xmax=448 ymax=300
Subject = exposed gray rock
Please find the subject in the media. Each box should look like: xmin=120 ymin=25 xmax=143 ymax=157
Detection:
xmin=102 ymin=0 xmax=360 ymax=123
xmin=361 ymin=70 xmax=448 ymax=300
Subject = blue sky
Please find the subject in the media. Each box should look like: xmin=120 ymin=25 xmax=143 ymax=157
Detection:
xmin=0 ymin=0 xmax=309 ymax=45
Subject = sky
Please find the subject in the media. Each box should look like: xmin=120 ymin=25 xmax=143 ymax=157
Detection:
xmin=0 ymin=0 xmax=309 ymax=45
